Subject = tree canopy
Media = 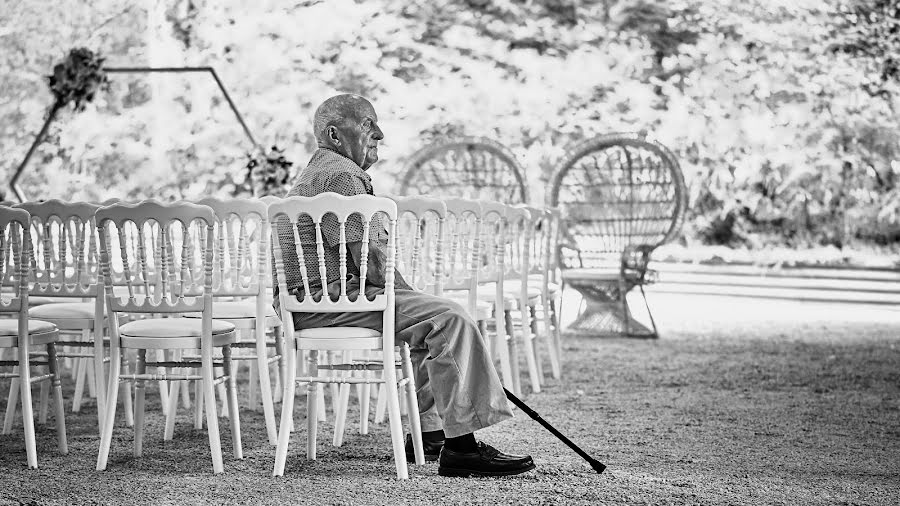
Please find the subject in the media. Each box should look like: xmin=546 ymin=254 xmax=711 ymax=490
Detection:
xmin=1 ymin=0 xmax=897 ymax=249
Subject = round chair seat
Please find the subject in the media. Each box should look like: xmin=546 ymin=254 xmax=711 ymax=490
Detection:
xmin=0 ymin=319 xmax=59 ymax=347
xmin=29 ymin=301 xmax=94 ymax=319
xmin=118 ymin=317 xmax=237 ymax=349
xmin=295 ymin=326 xmax=382 ymax=351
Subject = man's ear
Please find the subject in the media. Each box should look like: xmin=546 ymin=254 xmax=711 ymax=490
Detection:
xmin=326 ymin=125 xmax=341 ymax=147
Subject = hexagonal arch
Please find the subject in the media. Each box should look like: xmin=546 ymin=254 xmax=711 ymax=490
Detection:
xmin=9 ymin=66 xmax=262 ymax=202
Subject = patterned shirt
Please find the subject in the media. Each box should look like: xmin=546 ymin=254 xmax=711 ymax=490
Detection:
xmin=273 ymin=149 xmax=387 ymax=306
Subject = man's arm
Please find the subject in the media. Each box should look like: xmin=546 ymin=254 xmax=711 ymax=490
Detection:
xmin=348 ymin=240 xmax=413 ymax=291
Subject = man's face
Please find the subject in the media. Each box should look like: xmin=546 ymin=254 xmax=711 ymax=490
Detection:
xmin=333 ymin=101 xmax=384 ymax=170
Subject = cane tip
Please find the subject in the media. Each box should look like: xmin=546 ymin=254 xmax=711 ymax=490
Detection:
xmin=590 ymin=460 xmax=606 ymax=474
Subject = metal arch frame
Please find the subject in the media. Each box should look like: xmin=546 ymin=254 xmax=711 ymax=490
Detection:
xmin=547 ymin=131 xmax=688 ymax=338
xmin=399 ymin=136 xmax=529 ymax=204
xmin=9 ymin=66 xmax=262 ymax=203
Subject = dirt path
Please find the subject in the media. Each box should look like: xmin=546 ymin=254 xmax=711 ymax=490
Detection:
xmin=1 ymin=292 xmax=898 ymax=505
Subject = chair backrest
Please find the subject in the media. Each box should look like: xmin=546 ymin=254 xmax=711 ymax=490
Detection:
xmin=475 ymin=200 xmax=507 ymax=285
xmin=268 ymin=193 xmax=398 ymax=316
xmin=196 ymin=197 xmax=268 ymax=298
xmin=391 ymin=196 xmax=446 ymax=296
xmin=503 ymin=206 xmax=533 ymax=284
xmin=399 ymin=137 xmax=528 ymax=204
xmin=95 ymin=200 xmax=216 ymax=315
xmin=0 ymin=206 xmax=32 ymax=314
xmin=442 ymin=198 xmax=482 ymax=301
xmin=516 ymin=205 xmax=550 ymax=279
xmin=14 ymin=199 xmax=101 ymax=298
xmin=549 ymin=132 xmax=687 ymax=269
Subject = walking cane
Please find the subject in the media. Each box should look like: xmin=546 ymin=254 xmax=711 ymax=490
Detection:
xmin=504 ymin=388 xmax=606 ymax=474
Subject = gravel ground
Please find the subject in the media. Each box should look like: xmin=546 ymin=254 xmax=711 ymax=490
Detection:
xmin=1 ymin=291 xmax=898 ymax=505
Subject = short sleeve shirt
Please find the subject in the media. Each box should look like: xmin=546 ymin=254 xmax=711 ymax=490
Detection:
xmin=273 ymin=149 xmax=388 ymax=305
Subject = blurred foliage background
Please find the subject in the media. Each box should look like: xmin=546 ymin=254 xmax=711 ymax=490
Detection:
xmin=1 ymin=0 xmax=898 ymax=252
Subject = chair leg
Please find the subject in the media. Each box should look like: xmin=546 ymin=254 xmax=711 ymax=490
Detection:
xmin=547 ymin=297 xmax=562 ymax=379
xmin=180 ymin=379 xmax=191 ymax=410
xmin=46 ymin=343 xmax=68 ymax=454
xmin=639 ymin=284 xmax=660 ymax=337
xmin=121 ymin=348 xmax=134 ymax=427
xmin=273 ymin=344 xmax=297 ymax=477
xmin=493 ymin=308 xmax=514 ymax=393
xmin=72 ymin=358 xmax=87 ymax=413
xmin=521 ymin=305 xmax=541 ymax=394
xmin=3 ymin=372 xmax=18 ymax=434
xmin=332 ymin=383 xmax=351 ymax=447
xmin=504 ymin=310 xmax=523 ymax=397
xmin=96 ymin=344 xmax=122 ymax=471
xmin=18 ymin=345 xmax=38 ymax=469
xmin=382 ymin=350 xmax=409 ymax=480
xmin=255 ymin=325 xmax=278 ymax=446
xmin=273 ymin=325 xmax=285 ymax=404
xmin=157 ymin=349 xmax=169 ymax=417
xmin=327 ymin=351 xmax=340 ymax=416
xmin=532 ymin=304 xmax=546 ymax=380
xmin=332 ymin=351 xmax=351 ymax=447
xmin=374 ymin=382 xmax=386 ymax=424
xmin=306 ymin=350 xmax=319 ymax=460
xmin=222 ymin=345 xmax=243 ymax=460
xmin=201 ymin=340 xmax=225 ymax=474
xmin=359 ymin=373 xmax=370 ymax=435
xmin=193 ymin=378 xmax=203 ymax=430
xmin=399 ymin=343 xmax=424 ymax=465
xmin=38 ymin=377 xmax=49 ymax=425
xmin=134 ymin=349 xmax=147 ymax=457
xmin=164 ymin=373 xmax=180 ymax=441
xmin=93 ymin=327 xmax=107 ymax=433
xmin=249 ymin=359 xmax=259 ymax=412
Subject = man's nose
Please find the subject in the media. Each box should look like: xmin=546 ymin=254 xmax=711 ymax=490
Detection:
xmin=373 ymin=124 xmax=384 ymax=140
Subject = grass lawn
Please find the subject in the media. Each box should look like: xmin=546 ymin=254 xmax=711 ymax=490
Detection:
xmin=1 ymin=291 xmax=898 ymax=505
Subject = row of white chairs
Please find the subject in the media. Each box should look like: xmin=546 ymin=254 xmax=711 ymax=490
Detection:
xmin=0 ymin=194 xmax=564 ymax=479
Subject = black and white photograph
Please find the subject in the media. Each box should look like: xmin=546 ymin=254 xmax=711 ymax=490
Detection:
xmin=0 ymin=0 xmax=898 ymax=504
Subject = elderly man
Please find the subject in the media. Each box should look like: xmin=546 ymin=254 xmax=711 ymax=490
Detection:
xmin=276 ymin=94 xmax=534 ymax=478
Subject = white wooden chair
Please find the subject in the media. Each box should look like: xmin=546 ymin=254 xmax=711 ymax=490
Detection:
xmin=270 ymin=193 xmax=420 ymax=479
xmin=455 ymin=201 xmax=518 ymax=394
xmin=0 ymin=206 xmax=67 ymax=468
xmin=501 ymin=205 xmax=543 ymax=393
xmin=94 ymin=200 xmax=242 ymax=474
xmin=523 ymin=206 xmax=563 ymax=380
xmin=11 ymin=200 xmax=108 ymax=429
xmin=179 ymin=197 xmax=281 ymax=446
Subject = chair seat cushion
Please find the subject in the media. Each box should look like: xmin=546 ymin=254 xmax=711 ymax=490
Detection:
xmin=561 ymin=268 xmax=642 ymax=281
xmin=28 ymin=296 xmax=75 ymax=306
xmin=0 ymin=319 xmax=57 ymax=336
xmin=296 ymin=327 xmax=381 ymax=339
xmin=440 ymin=293 xmax=493 ymax=321
xmin=182 ymin=300 xmax=277 ymax=319
xmin=445 ymin=288 xmax=519 ymax=311
xmin=527 ymin=275 xmax=561 ymax=294
xmin=29 ymin=302 xmax=96 ymax=319
xmin=119 ymin=318 xmax=235 ymax=338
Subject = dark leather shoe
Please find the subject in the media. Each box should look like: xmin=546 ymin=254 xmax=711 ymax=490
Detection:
xmin=406 ymin=434 xmax=443 ymax=463
xmin=438 ymin=442 xmax=536 ymax=477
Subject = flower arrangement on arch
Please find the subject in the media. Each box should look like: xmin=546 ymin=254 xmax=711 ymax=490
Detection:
xmin=241 ymin=145 xmax=294 ymax=197
xmin=46 ymin=47 xmax=110 ymax=112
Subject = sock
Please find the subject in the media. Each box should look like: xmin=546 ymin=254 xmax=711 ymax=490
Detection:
xmin=422 ymin=429 xmax=445 ymax=443
xmin=444 ymin=433 xmax=477 ymax=453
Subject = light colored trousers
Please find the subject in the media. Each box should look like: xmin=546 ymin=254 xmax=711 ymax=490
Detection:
xmin=292 ymin=280 xmax=513 ymax=438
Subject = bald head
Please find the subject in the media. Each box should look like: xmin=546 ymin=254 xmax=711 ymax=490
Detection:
xmin=312 ymin=94 xmax=383 ymax=170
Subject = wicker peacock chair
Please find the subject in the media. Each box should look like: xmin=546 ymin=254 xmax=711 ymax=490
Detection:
xmin=549 ymin=132 xmax=687 ymax=337
xmin=398 ymin=136 xmax=528 ymax=204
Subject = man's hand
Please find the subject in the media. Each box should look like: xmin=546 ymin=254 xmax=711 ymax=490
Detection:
xmin=348 ymin=241 xmax=413 ymax=291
